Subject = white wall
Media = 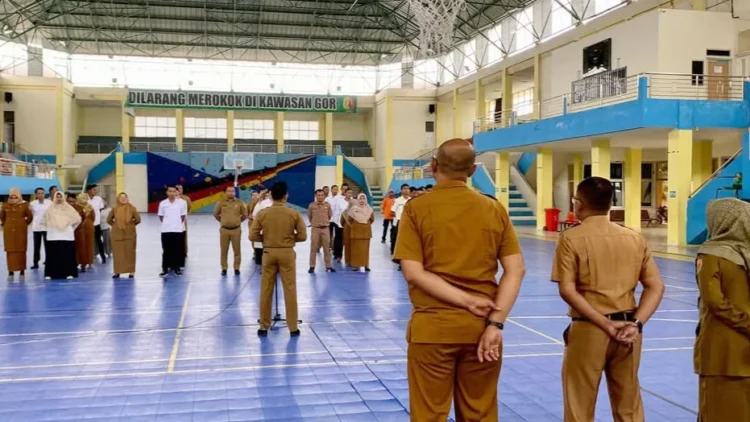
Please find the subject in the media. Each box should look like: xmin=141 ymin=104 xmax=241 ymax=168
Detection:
xmin=124 ymin=164 xmax=148 ymax=212
xmin=348 ymin=157 xmax=378 ymax=186
xmin=540 ymin=11 xmax=660 ymax=100
xmin=3 ymin=79 xmax=58 ymax=155
xmin=392 ymin=98 xmax=436 ymax=158
xmin=315 ymin=165 xmax=336 ymax=192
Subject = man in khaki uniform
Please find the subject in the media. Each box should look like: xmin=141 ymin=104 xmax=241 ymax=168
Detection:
xmin=308 ymin=189 xmax=335 ymax=274
xmin=250 ymin=181 xmax=307 ymax=337
xmin=551 ymin=177 xmax=665 ymax=422
xmin=393 ymin=138 xmax=526 ymax=422
xmin=214 ymin=186 xmax=247 ymax=276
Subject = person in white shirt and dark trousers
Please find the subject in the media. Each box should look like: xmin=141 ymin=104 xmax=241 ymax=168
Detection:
xmin=86 ymin=184 xmax=107 ymax=263
xmin=390 ymin=184 xmax=411 ymax=257
xmin=99 ymin=205 xmax=112 ymax=257
xmin=30 ymin=187 xmax=51 ymax=269
xmin=158 ymin=186 xmax=188 ymax=277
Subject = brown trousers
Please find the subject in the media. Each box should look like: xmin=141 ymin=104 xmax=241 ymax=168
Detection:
xmin=562 ymin=322 xmax=644 ymax=422
xmin=309 ymin=227 xmax=331 ymax=268
xmin=699 ymin=375 xmax=750 ymax=422
xmin=408 ymin=343 xmax=502 ymax=422
xmin=259 ymin=248 xmax=298 ymax=332
xmin=219 ymin=227 xmax=241 ymax=270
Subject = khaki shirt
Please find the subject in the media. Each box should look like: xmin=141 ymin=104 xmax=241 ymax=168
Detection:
xmin=249 ymin=203 xmax=307 ymax=248
xmin=393 ymin=180 xmax=522 ymax=344
xmin=694 ymin=254 xmax=750 ymax=377
xmin=551 ymin=215 xmax=660 ymax=318
xmin=180 ymin=195 xmax=192 ymax=214
xmin=213 ymin=198 xmax=247 ymax=229
xmin=308 ymin=201 xmax=332 ymax=228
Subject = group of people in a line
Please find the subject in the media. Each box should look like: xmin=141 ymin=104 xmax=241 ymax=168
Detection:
xmin=0 ymin=184 xmax=141 ymax=281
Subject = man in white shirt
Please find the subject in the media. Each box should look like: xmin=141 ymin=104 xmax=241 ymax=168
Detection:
xmin=251 ymin=191 xmax=273 ymax=269
xmin=331 ymin=188 xmax=352 ymax=262
xmin=158 ymin=186 xmax=188 ymax=277
xmin=86 ymin=184 xmax=106 ymax=263
xmin=325 ymin=184 xmax=339 ymax=243
xmin=30 ymin=187 xmax=51 ymax=269
xmin=390 ymin=183 xmax=411 ymax=257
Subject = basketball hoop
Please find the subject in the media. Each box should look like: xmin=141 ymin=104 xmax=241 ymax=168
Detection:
xmin=233 ymin=160 xmax=244 ymax=188
xmin=407 ymin=0 xmax=467 ymax=56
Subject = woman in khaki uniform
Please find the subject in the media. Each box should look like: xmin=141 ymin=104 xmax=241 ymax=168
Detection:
xmin=346 ymin=193 xmax=374 ymax=271
xmin=694 ymin=198 xmax=750 ymax=422
xmin=108 ymin=193 xmax=141 ymax=278
xmin=75 ymin=193 xmax=95 ymax=271
xmin=0 ymin=187 xmax=33 ymax=281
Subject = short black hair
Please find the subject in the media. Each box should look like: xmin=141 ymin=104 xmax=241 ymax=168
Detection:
xmin=48 ymin=185 xmax=57 ymax=193
xmin=576 ymin=177 xmax=614 ymax=212
xmin=86 ymin=184 xmax=97 ymax=191
xmin=35 ymin=187 xmax=45 ymax=194
xmin=400 ymin=184 xmax=409 ymax=189
xmin=225 ymin=185 xmax=235 ymax=192
xmin=270 ymin=181 xmax=288 ymax=200
xmin=331 ymin=184 xmax=338 ymax=189
xmin=409 ymin=187 xmax=417 ymax=193
xmin=425 ymin=184 xmax=433 ymax=189
xmin=166 ymin=184 xmax=177 ymax=190
xmin=66 ymin=192 xmax=77 ymax=200
xmin=322 ymin=186 xmax=329 ymax=189
xmin=417 ymin=187 xmax=425 ymax=192
xmin=315 ymin=189 xmax=324 ymax=195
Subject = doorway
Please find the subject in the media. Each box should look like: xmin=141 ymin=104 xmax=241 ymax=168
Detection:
xmin=707 ymin=59 xmax=729 ymax=100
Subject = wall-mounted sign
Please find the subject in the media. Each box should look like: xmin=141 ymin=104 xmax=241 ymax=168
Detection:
xmin=669 ymin=191 xmax=677 ymax=198
xmin=126 ymin=90 xmax=357 ymax=113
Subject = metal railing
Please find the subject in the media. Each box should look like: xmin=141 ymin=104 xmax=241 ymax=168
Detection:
xmin=130 ymin=142 xmax=178 ymax=152
xmin=77 ymin=143 xmax=119 ymax=154
xmin=689 ymin=148 xmax=743 ymax=198
xmin=337 ymin=146 xmax=372 ymax=157
xmin=0 ymin=157 xmax=56 ymax=179
xmin=234 ymin=144 xmax=281 ymax=153
xmin=182 ymin=143 xmax=230 ymax=153
xmin=648 ymin=73 xmax=744 ymax=101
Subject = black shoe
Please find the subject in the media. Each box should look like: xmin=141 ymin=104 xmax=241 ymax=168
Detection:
xmin=221 ymin=270 xmax=227 ymax=276
xmin=112 ymin=274 xmax=120 ymax=279
xmin=128 ymin=274 xmax=134 ymax=279
xmin=290 ymin=330 xmax=301 ymax=337
xmin=381 ymin=239 xmax=385 ymax=243
xmin=365 ymin=267 xmax=371 ymax=272
xmin=397 ymin=266 xmax=402 ymax=271
xmin=257 ymin=329 xmax=268 ymax=337
xmin=175 ymin=270 xmax=183 ymax=276
xmin=159 ymin=271 xmax=168 ymax=278
xmin=308 ymin=268 xmax=314 ymax=274
xmin=234 ymin=270 xmax=240 ymax=276
xmin=326 ymin=268 xmax=336 ymax=273
xmin=30 ymin=265 xmax=39 ymax=270
xmin=80 ymin=267 xmax=86 ymax=273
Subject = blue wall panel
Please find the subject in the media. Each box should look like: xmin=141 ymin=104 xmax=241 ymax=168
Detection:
xmin=687 ymin=157 xmax=743 ymax=244
xmin=516 ymin=152 xmax=536 ymax=175
xmin=343 ymin=157 xmax=372 ymax=204
xmin=472 ymin=166 xmax=495 ymax=196
xmin=316 ymin=155 xmax=336 ymax=166
xmin=0 ymin=176 xmax=61 ymax=195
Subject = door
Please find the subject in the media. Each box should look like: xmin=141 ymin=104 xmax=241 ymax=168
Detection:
xmin=707 ymin=59 xmax=729 ymax=100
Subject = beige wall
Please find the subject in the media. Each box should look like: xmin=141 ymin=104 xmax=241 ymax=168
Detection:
xmin=2 ymin=76 xmax=59 ymax=155
xmin=79 ymin=106 xmax=122 ymax=137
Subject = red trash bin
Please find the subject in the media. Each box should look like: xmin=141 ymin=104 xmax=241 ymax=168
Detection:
xmin=544 ymin=208 xmax=561 ymax=232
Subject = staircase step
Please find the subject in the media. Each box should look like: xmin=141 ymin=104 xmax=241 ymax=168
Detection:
xmin=511 ymin=219 xmax=537 ymax=226
xmin=510 ymin=193 xmax=523 ymax=199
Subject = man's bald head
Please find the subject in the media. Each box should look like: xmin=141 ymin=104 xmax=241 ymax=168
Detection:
xmin=433 ymin=138 xmax=477 ymax=179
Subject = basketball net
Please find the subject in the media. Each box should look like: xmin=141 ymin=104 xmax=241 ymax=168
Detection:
xmin=234 ymin=163 xmax=243 ymax=188
xmin=407 ymin=0 xmax=467 ymax=56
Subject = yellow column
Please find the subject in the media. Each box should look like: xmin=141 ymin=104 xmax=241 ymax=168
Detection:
xmin=624 ymin=148 xmax=642 ymax=230
xmin=591 ymin=140 xmax=611 ymax=179
xmin=691 ymin=140 xmax=713 ymax=192
xmin=319 ymin=115 xmax=326 ymax=140
xmin=275 ymin=112 xmax=285 ymax=153
xmin=384 ymin=96 xmax=394 ymax=188
xmin=501 ymin=68 xmax=513 ymax=126
xmin=335 ymin=155 xmax=343 ymax=187
xmin=55 ymin=84 xmax=67 ymax=190
xmin=495 ymin=152 xmax=510 ymax=209
xmin=226 ymin=110 xmax=235 ymax=152
xmin=121 ymin=103 xmax=130 ymax=153
xmin=667 ymin=129 xmax=694 ymax=245
xmin=693 ymin=0 xmax=706 ymax=9
xmin=325 ymin=112 xmax=334 ymax=155
xmin=175 ymin=109 xmax=184 ymax=152
xmin=452 ymin=89 xmax=462 ymax=138
xmin=0 ymin=94 xmax=4 ymax=153
xmin=435 ymin=102 xmax=445 ymax=146
xmin=533 ymin=54 xmax=541 ymax=119
xmin=536 ymin=148 xmax=554 ymax=231
xmin=115 ymin=151 xmax=125 ymax=195
xmin=572 ymin=154 xmax=584 ymax=188
xmin=475 ymin=80 xmax=486 ymax=120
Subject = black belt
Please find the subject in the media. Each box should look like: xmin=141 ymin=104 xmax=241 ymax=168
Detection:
xmin=221 ymin=226 xmax=240 ymax=230
xmin=572 ymin=311 xmax=635 ymax=322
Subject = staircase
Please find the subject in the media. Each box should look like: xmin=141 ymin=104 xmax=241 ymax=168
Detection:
xmin=370 ymin=186 xmax=384 ymax=212
xmin=509 ymin=184 xmax=535 ymax=226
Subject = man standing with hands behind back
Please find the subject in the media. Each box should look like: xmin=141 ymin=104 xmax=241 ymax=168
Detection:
xmin=214 ymin=185 xmax=247 ymax=276
xmin=393 ymin=138 xmax=525 ymax=422
xmin=551 ymin=177 xmax=664 ymax=422
xmin=250 ymin=182 xmax=307 ymax=337
xmin=308 ymin=189 xmax=335 ymax=274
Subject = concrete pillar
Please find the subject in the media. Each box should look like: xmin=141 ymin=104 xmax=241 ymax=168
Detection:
xmin=501 ymin=69 xmax=513 ymax=126
xmin=667 ymin=129 xmax=694 ymax=245
xmin=275 ymin=112 xmax=285 ymax=153
xmin=436 ymin=102 xmax=445 ymax=146
xmin=175 ymin=109 xmax=184 ymax=152
xmin=533 ymin=54 xmax=541 ymax=119
xmin=121 ymin=103 xmax=131 ymax=153
xmin=692 ymin=140 xmax=713 ymax=192
xmin=624 ymin=148 xmax=642 ymax=230
xmin=495 ymin=152 xmax=510 ymax=209
xmin=591 ymin=140 xmax=611 ymax=179
xmin=384 ymin=96 xmax=394 ymax=188
xmin=115 ymin=152 xmax=125 ymax=195
xmin=536 ymin=148 xmax=554 ymax=231
xmin=453 ymin=89 xmax=462 ymax=138
xmin=572 ymin=154 xmax=584 ymax=188
xmin=335 ymin=155 xmax=344 ymax=187
xmin=55 ymin=84 xmax=67 ymax=190
xmin=325 ymin=112 xmax=334 ymax=155
xmin=226 ymin=110 xmax=235 ymax=152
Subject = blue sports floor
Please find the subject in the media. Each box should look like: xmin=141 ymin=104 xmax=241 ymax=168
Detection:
xmin=0 ymin=215 xmax=700 ymax=421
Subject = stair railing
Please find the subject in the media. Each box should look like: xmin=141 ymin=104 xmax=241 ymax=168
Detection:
xmin=689 ymin=148 xmax=742 ymax=198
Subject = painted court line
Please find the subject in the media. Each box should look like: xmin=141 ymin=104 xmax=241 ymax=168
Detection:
xmin=167 ymin=283 xmax=192 ymax=373
xmin=506 ymin=318 xmax=564 ymax=345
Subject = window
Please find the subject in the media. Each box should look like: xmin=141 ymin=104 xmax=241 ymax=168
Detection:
xmin=551 ymin=0 xmax=574 ymax=35
xmin=134 ymin=117 xmax=176 ymax=138
xmin=487 ymin=24 xmax=504 ymax=64
xmin=595 ymin=0 xmax=622 ymax=15
xmin=514 ymin=7 xmax=534 ymax=51
xmin=441 ymin=53 xmax=456 ymax=84
xmin=692 ymin=61 xmax=704 ymax=86
xmin=234 ymin=120 xmax=274 ymax=140
xmin=459 ymin=40 xmax=477 ymax=77
xmin=513 ymin=88 xmax=534 ymax=116
xmin=414 ymin=59 xmax=439 ymax=88
xmin=184 ymin=118 xmax=227 ymax=139
xmin=0 ymin=42 xmax=28 ymax=76
xmin=283 ymin=120 xmax=319 ymax=141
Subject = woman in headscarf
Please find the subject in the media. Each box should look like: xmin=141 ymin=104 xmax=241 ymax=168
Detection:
xmin=0 ymin=187 xmax=33 ymax=281
xmin=107 ymin=192 xmax=141 ymax=278
xmin=43 ymin=191 xmax=81 ymax=280
xmin=694 ymin=198 xmax=750 ymax=422
xmin=344 ymin=193 xmax=375 ymax=272
xmin=75 ymin=192 xmax=95 ymax=272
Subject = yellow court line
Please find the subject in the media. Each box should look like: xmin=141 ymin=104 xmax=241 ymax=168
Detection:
xmin=167 ymin=283 xmax=192 ymax=373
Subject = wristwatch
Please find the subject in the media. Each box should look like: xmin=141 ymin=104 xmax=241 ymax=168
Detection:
xmin=634 ymin=319 xmax=643 ymax=333
xmin=485 ymin=319 xmax=504 ymax=330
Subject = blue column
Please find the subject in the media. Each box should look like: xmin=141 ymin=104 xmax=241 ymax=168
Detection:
xmin=638 ymin=76 xmax=648 ymax=101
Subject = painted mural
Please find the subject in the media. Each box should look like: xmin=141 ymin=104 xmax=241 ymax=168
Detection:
xmin=146 ymin=152 xmax=316 ymax=213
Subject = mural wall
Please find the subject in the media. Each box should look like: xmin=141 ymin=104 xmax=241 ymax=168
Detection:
xmin=146 ymin=152 xmax=316 ymax=213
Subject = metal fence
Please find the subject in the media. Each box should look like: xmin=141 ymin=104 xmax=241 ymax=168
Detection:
xmin=130 ymin=142 xmax=178 ymax=152
xmin=0 ymin=157 xmax=55 ymax=179
xmin=77 ymin=143 xmax=119 ymax=154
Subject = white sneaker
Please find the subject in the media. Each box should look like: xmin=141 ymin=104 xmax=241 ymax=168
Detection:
xmin=45 ymin=277 xmax=51 ymax=280
xmin=66 ymin=276 xmax=74 ymax=280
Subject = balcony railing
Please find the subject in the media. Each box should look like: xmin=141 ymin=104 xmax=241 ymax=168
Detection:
xmin=130 ymin=142 xmax=178 ymax=152
xmin=0 ymin=157 xmax=56 ymax=179
xmin=77 ymin=143 xmax=118 ymax=154
xmin=182 ymin=143 xmax=230 ymax=153
xmin=474 ymin=73 xmax=745 ymax=135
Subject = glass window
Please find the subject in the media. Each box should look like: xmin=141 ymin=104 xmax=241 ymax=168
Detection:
xmin=0 ymin=42 xmax=28 ymax=76
xmin=284 ymin=120 xmax=319 ymax=141
xmin=513 ymin=88 xmax=534 ymax=116
xmin=551 ymin=0 xmax=574 ymax=35
xmin=459 ymin=40 xmax=477 ymax=77
xmin=135 ymin=116 xmax=176 ymax=138
xmin=441 ymin=53 xmax=456 ymax=84
xmin=487 ymin=24 xmax=503 ymax=64
xmin=414 ymin=59 xmax=439 ymax=88
xmin=595 ymin=0 xmax=623 ymax=14
xmin=234 ymin=120 xmax=275 ymax=140
xmin=514 ymin=7 xmax=534 ymax=51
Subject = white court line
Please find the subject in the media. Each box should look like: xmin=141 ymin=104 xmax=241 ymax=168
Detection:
xmin=505 ymin=318 xmax=564 ymax=345
xmin=664 ymin=284 xmax=699 ymax=292
xmin=650 ymin=318 xmax=699 ymax=323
